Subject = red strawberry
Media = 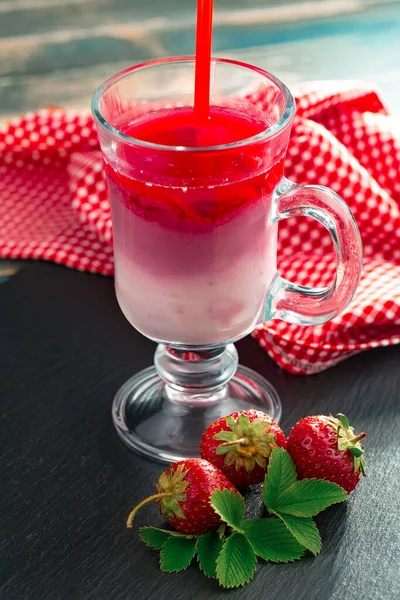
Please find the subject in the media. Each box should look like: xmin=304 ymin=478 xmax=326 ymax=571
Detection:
xmin=126 ymin=458 xmax=239 ymax=535
xmin=287 ymin=413 xmax=366 ymax=493
xmin=200 ymin=410 xmax=287 ymax=488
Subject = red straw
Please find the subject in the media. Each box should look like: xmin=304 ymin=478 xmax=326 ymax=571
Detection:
xmin=194 ymin=0 xmax=214 ymax=122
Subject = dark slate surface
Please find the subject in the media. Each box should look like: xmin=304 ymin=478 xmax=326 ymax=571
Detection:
xmin=1 ymin=262 xmax=399 ymax=600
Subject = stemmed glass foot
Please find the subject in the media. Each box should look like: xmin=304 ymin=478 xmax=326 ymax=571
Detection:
xmin=112 ymin=344 xmax=281 ymax=463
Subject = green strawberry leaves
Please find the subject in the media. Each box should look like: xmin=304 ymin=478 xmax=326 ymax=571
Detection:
xmin=160 ymin=536 xmax=197 ymax=572
xmin=137 ymin=448 xmax=350 ymax=588
xmin=270 ymin=478 xmax=347 ymax=517
xmin=208 ymin=487 xmax=305 ymax=587
xmin=263 ymin=447 xmax=347 ymax=556
xmin=140 ymin=527 xmax=178 ymax=550
xmin=263 ymin=447 xmax=346 ymax=518
xmin=209 ymin=489 xmax=245 ymax=531
xmin=242 ymin=518 xmax=304 ymax=562
xmin=197 ymin=530 xmax=224 ymax=578
xmin=264 ymin=448 xmax=347 ymax=519
xmin=216 ymin=533 xmax=256 ymax=588
xmin=140 ymin=527 xmax=196 ymax=572
xmin=277 ymin=514 xmax=322 ymax=555
xmin=263 ymin=446 xmax=297 ymax=508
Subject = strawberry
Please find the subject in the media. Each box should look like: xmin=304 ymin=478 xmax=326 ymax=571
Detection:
xmin=287 ymin=413 xmax=366 ymax=493
xmin=200 ymin=410 xmax=287 ymax=488
xmin=126 ymin=458 xmax=239 ymax=535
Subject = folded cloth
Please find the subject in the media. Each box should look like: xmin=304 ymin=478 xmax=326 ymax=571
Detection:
xmin=0 ymin=82 xmax=399 ymax=374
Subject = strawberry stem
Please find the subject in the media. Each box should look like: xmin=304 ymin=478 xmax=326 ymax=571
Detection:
xmin=126 ymin=492 xmax=173 ymax=528
xmin=220 ymin=437 xmax=247 ymax=448
xmin=350 ymin=433 xmax=367 ymax=443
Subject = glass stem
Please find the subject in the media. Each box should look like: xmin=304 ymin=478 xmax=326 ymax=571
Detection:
xmin=154 ymin=344 xmax=238 ymax=405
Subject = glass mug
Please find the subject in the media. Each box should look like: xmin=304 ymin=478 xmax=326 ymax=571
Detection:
xmin=92 ymin=58 xmax=362 ymax=463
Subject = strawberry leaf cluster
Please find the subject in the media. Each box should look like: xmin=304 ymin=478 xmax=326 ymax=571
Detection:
xmin=139 ymin=447 xmax=347 ymax=588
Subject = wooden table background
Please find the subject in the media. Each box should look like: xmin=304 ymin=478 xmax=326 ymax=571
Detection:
xmin=1 ymin=0 xmax=400 ymax=119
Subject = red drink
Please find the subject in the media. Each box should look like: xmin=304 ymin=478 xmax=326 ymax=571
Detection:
xmin=93 ymin=55 xmax=362 ymax=462
xmin=106 ymin=105 xmax=284 ymax=345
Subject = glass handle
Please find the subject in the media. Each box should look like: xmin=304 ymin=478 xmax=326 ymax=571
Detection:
xmin=266 ymin=177 xmax=363 ymax=326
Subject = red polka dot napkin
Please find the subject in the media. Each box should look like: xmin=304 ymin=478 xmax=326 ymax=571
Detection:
xmin=1 ymin=81 xmax=399 ymax=374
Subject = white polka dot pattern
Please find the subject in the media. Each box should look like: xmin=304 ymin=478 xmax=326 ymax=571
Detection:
xmin=0 ymin=84 xmax=399 ymax=374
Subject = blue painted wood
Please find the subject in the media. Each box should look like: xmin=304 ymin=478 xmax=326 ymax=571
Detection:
xmin=0 ymin=0 xmax=298 ymax=38
xmin=0 ymin=1 xmax=399 ymax=116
